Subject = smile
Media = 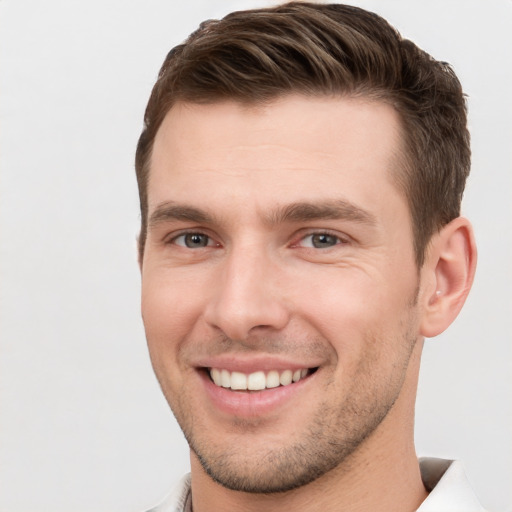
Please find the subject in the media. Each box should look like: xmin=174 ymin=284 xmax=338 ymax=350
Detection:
xmin=209 ymin=368 xmax=314 ymax=391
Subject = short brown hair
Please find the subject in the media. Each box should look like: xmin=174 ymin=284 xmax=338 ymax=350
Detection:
xmin=135 ymin=2 xmax=470 ymax=266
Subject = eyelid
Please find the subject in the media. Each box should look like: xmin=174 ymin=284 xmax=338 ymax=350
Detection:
xmin=291 ymin=229 xmax=350 ymax=248
xmin=166 ymin=229 xmax=221 ymax=248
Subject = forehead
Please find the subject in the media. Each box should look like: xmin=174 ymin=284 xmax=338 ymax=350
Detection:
xmin=149 ymin=95 xmax=406 ymax=219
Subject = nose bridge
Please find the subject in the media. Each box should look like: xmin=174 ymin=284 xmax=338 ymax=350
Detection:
xmin=204 ymin=239 xmax=288 ymax=340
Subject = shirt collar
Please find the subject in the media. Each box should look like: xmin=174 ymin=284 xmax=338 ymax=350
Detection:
xmin=417 ymin=458 xmax=485 ymax=511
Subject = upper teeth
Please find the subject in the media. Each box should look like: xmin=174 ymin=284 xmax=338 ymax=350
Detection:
xmin=209 ymin=368 xmax=309 ymax=391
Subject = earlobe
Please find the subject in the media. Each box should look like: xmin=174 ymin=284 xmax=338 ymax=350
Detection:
xmin=420 ymin=217 xmax=477 ymax=338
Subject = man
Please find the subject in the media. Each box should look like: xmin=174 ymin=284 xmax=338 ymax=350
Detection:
xmin=135 ymin=2 xmax=481 ymax=511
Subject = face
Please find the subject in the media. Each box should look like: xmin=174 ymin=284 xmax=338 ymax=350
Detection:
xmin=141 ymin=96 xmax=424 ymax=493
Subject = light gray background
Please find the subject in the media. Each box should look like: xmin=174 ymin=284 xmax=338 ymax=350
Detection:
xmin=1 ymin=1 xmax=510 ymax=511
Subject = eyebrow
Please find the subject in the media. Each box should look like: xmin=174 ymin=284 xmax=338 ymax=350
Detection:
xmin=148 ymin=202 xmax=215 ymax=229
xmin=148 ymin=199 xmax=377 ymax=229
xmin=265 ymin=200 xmax=377 ymax=226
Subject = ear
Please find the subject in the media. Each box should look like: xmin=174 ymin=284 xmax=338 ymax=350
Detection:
xmin=419 ymin=217 xmax=477 ymax=338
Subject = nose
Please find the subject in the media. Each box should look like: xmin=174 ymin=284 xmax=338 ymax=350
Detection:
xmin=203 ymin=245 xmax=290 ymax=341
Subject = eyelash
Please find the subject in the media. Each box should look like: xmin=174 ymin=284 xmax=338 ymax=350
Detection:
xmin=168 ymin=230 xmax=219 ymax=248
xmin=167 ymin=229 xmax=347 ymax=250
xmin=292 ymin=230 xmax=347 ymax=249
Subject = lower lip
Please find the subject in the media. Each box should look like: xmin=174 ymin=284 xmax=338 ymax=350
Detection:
xmin=199 ymin=370 xmax=314 ymax=418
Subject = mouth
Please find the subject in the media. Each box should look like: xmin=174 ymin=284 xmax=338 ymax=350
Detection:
xmin=207 ymin=367 xmax=318 ymax=391
xmin=197 ymin=362 xmax=321 ymax=417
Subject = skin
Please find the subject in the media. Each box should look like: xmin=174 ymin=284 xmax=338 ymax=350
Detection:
xmin=140 ymin=95 xmax=476 ymax=512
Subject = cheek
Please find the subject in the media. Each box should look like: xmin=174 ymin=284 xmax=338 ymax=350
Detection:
xmin=296 ymin=269 xmax=388 ymax=323
xmin=294 ymin=267 xmax=416 ymax=360
xmin=141 ymin=282 xmax=197 ymax=406
xmin=141 ymin=270 xmax=200 ymax=372
xmin=142 ymin=266 xmax=205 ymax=330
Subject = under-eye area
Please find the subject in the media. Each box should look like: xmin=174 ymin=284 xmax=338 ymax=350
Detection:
xmin=207 ymin=367 xmax=318 ymax=391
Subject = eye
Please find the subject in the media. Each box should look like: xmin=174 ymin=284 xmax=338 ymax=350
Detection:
xmin=299 ymin=232 xmax=342 ymax=249
xmin=173 ymin=233 xmax=215 ymax=248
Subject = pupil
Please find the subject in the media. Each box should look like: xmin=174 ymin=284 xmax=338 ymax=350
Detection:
xmin=186 ymin=234 xmax=207 ymax=247
xmin=312 ymin=234 xmax=336 ymax=248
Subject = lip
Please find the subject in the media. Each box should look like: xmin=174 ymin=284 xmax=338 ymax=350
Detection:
xmin=197 ymin=364 xmax=318 ymax=418
xmin=195 ymin=354 xmax=322 ymax=374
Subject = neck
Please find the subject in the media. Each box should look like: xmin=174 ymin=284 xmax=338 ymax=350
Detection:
xmin=190 ymin=343 xmax=427 ymax=512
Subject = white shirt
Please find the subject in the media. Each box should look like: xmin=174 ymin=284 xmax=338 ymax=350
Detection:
xmin=145 ymin=458 xmax=485 ymax=512
xmin=417 ymin=458 xmax=485 ymax=511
